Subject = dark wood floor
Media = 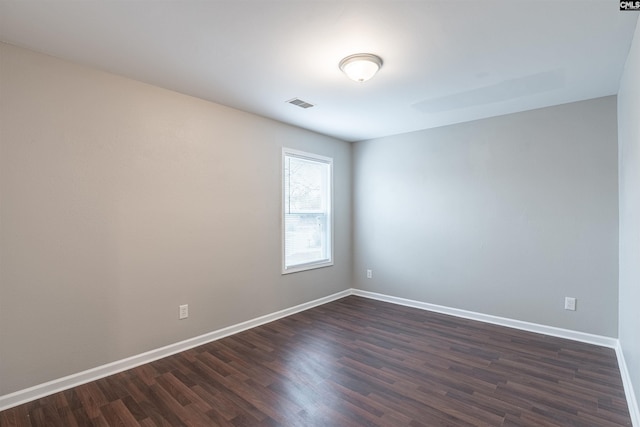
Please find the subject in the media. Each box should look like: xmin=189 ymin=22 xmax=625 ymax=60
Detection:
xmin=0 ymin=296 xmax=632 ymax=426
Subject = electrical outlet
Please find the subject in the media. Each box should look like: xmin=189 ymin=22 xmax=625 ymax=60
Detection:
xmin=564 ymin=297 xmax=576 ymax=311
xmin=366 ymin=269 xmax=373 ymax=279
xmin=179 ymin=304 xmax=189 ymax=319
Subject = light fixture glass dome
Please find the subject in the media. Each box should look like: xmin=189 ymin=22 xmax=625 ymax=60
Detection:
xmin=339 ymin=53 xmax=383 ymax=82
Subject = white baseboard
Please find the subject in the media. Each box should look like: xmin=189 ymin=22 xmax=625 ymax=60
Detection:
xmin=352 ymin=289 xmax=617 ymax=348
xmin=0 ymin=289 xmax=351 ymax=412
xmin=352 ymin=289 xmax=638 ymax=427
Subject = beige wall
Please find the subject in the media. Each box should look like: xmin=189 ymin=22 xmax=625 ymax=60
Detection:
xmin=0 ymin=42 xmax=352 ymax=395
xmin=353 ymin=97 xmax=619 ymax=337
xmin=618 ymin=14 xmax=640 ymax=417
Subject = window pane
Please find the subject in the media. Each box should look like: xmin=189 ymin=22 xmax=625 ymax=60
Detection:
xmin=283 ymin=149 xmax=332 ymax=273
xmin=284 ymin=213 xmax=327 ymax=266
xmin=285 ymin=156 xmax=326 ymax=213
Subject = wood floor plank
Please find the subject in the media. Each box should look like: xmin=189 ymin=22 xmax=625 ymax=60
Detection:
xmin=0 ymin=296 xmax=632 ymax=426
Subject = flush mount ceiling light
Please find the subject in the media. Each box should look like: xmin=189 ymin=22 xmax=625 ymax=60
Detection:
xmin=339 ymin=53 xmax=383 ymax=83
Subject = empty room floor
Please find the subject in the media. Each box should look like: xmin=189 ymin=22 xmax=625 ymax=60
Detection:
xmin=0 ymin=296 xmax=632 ymax=426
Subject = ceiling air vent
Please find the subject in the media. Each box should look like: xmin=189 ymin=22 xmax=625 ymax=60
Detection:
xmin=286 ymin=98 xmax=315 ymax=109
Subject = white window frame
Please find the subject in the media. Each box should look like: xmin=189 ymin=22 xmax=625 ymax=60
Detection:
xmin=282 ymin=147 xmax=334 ymax=274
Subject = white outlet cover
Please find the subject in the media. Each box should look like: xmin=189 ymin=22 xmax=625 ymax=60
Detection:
xmin=179 ymin=304 xmax=189 ymax=319
xmin=564 ymin=297 xmax=576 ymax=311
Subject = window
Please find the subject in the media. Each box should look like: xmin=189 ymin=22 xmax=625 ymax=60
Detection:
xmin=282 ymin=148 xmax=333 ymax=274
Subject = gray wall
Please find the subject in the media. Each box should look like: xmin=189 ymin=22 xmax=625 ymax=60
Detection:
xmin=618 ymin=14 xmax=640 ymax=416
xmin=353 ymin=97 xmax=619 ymax=337
xmin=0 ymin=42 xmax=352 ymax=396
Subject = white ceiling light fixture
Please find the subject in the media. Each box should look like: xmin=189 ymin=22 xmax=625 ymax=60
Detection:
xmin=339 ymin=53 xmax=383 ymax=83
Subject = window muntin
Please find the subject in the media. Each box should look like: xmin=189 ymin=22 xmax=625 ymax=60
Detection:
xmin=282 ymin=149 xmax=333 ymax=273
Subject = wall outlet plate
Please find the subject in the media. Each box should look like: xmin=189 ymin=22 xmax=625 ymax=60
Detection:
xmin=564 ymin=297 xmax=576 ymax=311
xmin=366 ymin=269 xmax=373 ymax=279
xmin=179 ymin=304 xmax=189 ymax=319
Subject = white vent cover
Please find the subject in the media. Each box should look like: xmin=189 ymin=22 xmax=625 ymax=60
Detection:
xmin=286 ymin=98 xmax=314 ymax=109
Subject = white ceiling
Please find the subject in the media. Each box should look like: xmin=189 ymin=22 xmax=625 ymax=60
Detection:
xmin=0 ymin=1 xmax=638 ymax=142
